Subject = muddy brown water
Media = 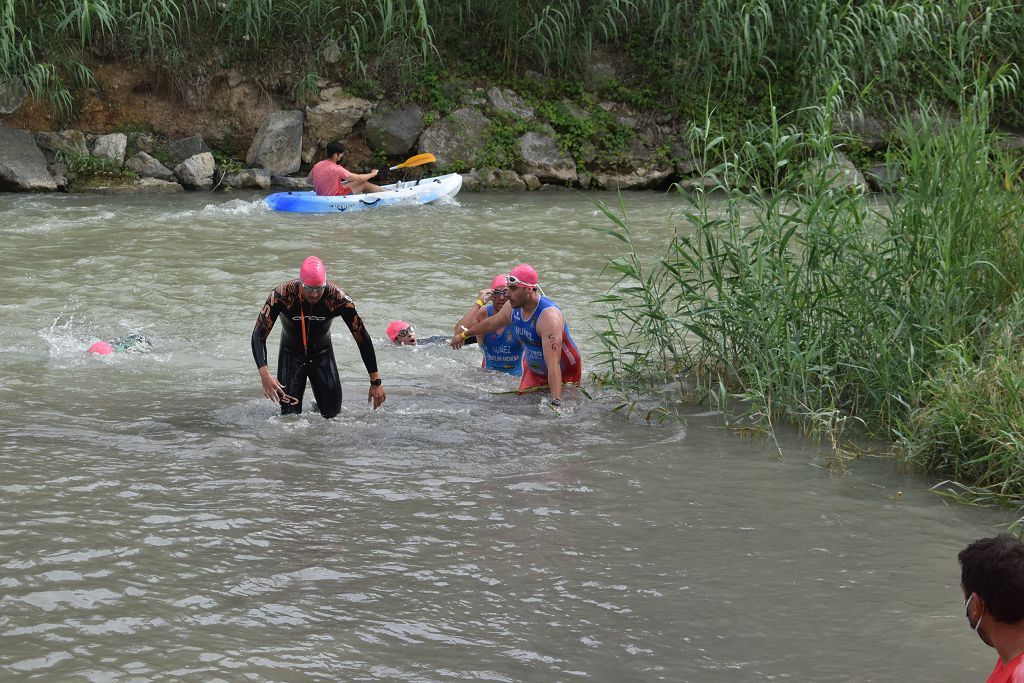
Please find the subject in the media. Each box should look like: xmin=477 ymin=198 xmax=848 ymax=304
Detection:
xmin=0 ymin=189 xmax=1007 ymax=680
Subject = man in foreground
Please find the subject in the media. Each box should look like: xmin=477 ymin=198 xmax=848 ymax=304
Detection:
xmin=959 ymin=535 xmax=1024 ymax=682
xmin=307 ymin=141 xmax=384 ymax=196
xmin=252 ymin=256 xmax=385 ymax=417
xmin=452 ymin=264 xmax=580 ymax=407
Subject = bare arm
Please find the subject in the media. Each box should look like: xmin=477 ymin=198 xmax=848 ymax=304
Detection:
xmin=451 ymin=302 xmax=512 ymax=349
xmin=453 ymin=288 xmax=494 ymax=336
xmin=537 ymin=308 xmax=565 ymax=401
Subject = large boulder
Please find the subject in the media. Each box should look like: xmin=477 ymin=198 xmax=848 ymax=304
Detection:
xmin=92 ymin=133 xmax=128 ymax=164
xmin=464 ymin=167 xmax=527 ymax=191
xmin=35 ymin=130 xmax=88 ymax=157
xmin=0 ymin=126 xmax=58 ymax=191
xmin=224 ymin=168 xmax=272 ymax=190
xmin=0 ymin=78 xmax=27 ymax=114
xmin=126 ymin=151 xmax=175 ymax=181
xmin=514 ymin=131 xmax=577 ymax=184
xmin=170 ymin=135 xmax=210 ymax=164
xmin=487 ymin=87 xmax=534 ymax=120
xmin=365 ymin=104 xmax=424 ymax=156
xmin=304 ymin=88 xmax=374 ymax=150
xmin=174 ymin=152 xmax=216 ymax=190
xmin=246 ymin=110 xmax=303 ymax=176
xmin=592 ymin=167 xmax=674 ymax=190
xmin=419 ymin=108 xmax=490 ymax=168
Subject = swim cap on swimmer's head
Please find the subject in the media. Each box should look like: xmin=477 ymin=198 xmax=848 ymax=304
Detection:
xmin=507 ymin=263 xmax=539 ymax=288
xmin=300 ymin=256 xmax=327 ymax=287
xmin=386 ymin=320 xmax=413 ymax=342
xmin=87 ymin=341 xmax=114 ymax=355
xmin=490 ymin=274 xmax=508 ymax=289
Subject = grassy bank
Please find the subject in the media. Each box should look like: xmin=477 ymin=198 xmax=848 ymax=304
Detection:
xmin=593 ymin=81 xmax=1024 ymax=525
xmin=3 ymin=0 xmax=1024 ymax=133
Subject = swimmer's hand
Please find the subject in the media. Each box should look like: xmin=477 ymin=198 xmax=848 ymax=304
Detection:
xmin=478 ymin=288 xmax=493 ymax=303
xmin=259 ymin=366 xmax=288 ymax=403
xmin=368 ymin=383 xmax=386 ymax=410
xmin=547 ymin=398 xmax=566 ymax=415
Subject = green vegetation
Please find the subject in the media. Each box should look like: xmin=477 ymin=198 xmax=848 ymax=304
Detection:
xmin=58 ymin=152 xmax=138 ymax=186
xmin=3 ymin=0 xmax=1023 ymax=132
xmin=593 ymin=75 xmax=1024 ymax=524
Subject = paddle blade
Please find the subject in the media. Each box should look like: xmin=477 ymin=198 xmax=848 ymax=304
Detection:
xmin=389 ymin=153 xmax=436 ymax=170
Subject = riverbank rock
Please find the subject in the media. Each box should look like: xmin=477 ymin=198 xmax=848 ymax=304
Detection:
xmin=806 ymin=152 xmax=869 ymax=193
xmin=465 ymin=167 xmax=527 ymax=191
xmin=0 ymin=126 xmax=58 ymax=191
xmin=126 ymin=152 xmax=175 ymax=181
xmin=304 ymin=88 xmax=374 ymax=151
xmin=365 ymin=104 xmax=423 ymax=156
xmin=170 ymin=135 xmax=210 ymax=164
xmin=88 ymin=177 xmax=183 ymax=194
xmin=0 ymin=78 xmax=27 ymax=114
xmin=487 ymin=87 xmax=534 ymax=120
xmin=837 ymin=111 xmax=888 ymax=151
xmin=865 ymin=163 xmax=903 ymax=191
xmin=246 ymin=110 xmax=303 ymax=176
xmin=224 ymin=168 xmax=271 ymax=190
xmin=174 ymin=152 xmax=215 ymax=190
xmin=515 ymin=131 xmax=577 ymax=184
xmin=92 ymin=133 xmax=127 ymax=164
xmin=419 ymin=108 xmax=490 ymax=167
xmin=35 ymin=130 xmax=89 ymax=157
xmin=271 ymin=175 xmax=312 ymax=190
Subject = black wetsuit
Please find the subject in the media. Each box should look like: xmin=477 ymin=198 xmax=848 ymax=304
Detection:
xmin=252 ymin=280 xmax=378 ymax=418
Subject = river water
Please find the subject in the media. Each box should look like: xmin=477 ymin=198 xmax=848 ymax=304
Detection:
xmin=0 ymin=189 xmax=1010 ymax=681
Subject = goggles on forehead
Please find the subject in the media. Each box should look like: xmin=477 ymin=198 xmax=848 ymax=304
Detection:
xmin=505 ymin=273 xmax=536 ymax=288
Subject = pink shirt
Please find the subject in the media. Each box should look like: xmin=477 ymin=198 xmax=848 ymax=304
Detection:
xmin=309 ymin=159 xmax=351 ymax=196
xmin=988 ymin=654 xmax=1024 ymax=683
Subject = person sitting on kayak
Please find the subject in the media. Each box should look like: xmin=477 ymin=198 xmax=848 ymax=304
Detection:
xmin=386 ymin=320 xmax=475 ymax=347
xmin=452 ymin=264 xmax=580 ymax=407
xmin=86 ymin=333 xmax=153 ymax=355
xmin=307 ymin=141 xmax=385 ymax=197
xmin=453 ymin=274 xmax=524 ymax=376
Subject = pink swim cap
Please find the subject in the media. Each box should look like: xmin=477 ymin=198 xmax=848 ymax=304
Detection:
xmin=508 ymin=263 xmax=539 ymax=287
xmin=386 ymin=320 xmax=413 ymax=342
xmin=300 ymin=256 xmax=327 ymax=286
xmin=87 ymin=341 xmax=113 ymax=355
xmin=490 ymin=274 xmax=508 ymax=289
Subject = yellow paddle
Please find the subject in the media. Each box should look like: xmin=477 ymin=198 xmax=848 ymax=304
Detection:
xmin=389 ymin=153 xmax=436 ymax=170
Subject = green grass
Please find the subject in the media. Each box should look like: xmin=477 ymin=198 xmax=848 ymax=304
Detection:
xmin=5 ymin=0 xmax=1023 ymax=128
xmin=592 ymin=85 xmax=1024 ymax=518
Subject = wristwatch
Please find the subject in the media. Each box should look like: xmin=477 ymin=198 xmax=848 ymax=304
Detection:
xmin=370 ymin=378 xmax=382 ymax=386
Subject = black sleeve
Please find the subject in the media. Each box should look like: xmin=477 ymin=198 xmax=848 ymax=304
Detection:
xmin=339 ymin=300 xmax=379 ymax=375
xmin=251 ymin=290 xmax=282 ymax=369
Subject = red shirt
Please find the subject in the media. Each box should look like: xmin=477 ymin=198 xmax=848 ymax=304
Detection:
xmin=988 ymin=654 xmax=1024 ymax=683
xmin=309 ymin=159 xmax=352 ymax=196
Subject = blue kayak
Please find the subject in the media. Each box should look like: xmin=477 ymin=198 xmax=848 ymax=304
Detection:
xmin=265 ymin=173 xmax=463 ymax=213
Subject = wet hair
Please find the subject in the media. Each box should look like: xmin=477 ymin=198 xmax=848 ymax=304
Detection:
xmin=326 ymin=141 xmax=346 ymax=157
xmin=959 ymin=535 xmax=1024 ymax=624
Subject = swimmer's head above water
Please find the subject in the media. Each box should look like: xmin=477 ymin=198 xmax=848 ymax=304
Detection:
xmin=87 ymin=334 xmax=153 ymax=355
xmin=386 ymin=320 xmax=416 ymax=345
xmin=299 ymin=255 xmax=327 ymax=302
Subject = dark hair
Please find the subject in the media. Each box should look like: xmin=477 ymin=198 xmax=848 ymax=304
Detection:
xmin=959 ymin=535 xmax=1024 ymax=624
xmin=326 ymin=141 xmax=345 ymax=157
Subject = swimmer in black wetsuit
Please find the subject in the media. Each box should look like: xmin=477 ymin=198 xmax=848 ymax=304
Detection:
xmin=251 ymin=256 xmax=386 ymax=417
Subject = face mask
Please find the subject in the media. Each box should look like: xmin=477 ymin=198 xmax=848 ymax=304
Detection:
xmin=965 ymin=594 xmax=983 ymax=634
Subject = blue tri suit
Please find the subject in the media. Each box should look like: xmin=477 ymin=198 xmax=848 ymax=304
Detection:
xmin=480 ymin=303 xmax=523 ymax=376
